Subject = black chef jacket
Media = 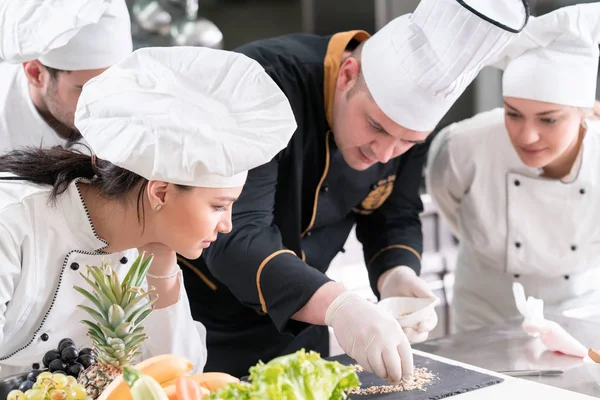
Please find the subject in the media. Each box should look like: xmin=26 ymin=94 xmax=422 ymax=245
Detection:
xmin=180 ymin=30 xmax=431 ymax=377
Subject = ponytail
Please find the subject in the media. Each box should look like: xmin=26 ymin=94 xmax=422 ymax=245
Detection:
xmin=0 ymin=145 xmax=146 ymax=203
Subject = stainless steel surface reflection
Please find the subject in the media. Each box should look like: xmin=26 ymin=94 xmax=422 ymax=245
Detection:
xmin=414 ymin=314 xmax=600 ymax=397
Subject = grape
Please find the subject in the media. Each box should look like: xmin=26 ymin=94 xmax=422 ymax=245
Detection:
xmin=78 ymin=348 xmax=93 ymax=357
xmin=77 ymin=355 xmax=95 ymax=369
xmin=37 ymin=371 xmax=53 ymax=386
xmin=58 ymin=338 xmax=74 ymax=349
xmin=53 ymin=373 xmax=69 ymax=388
xmin=43 ymin=350 xmax=61 ymax=368
xmin=24 ymin=389 xmax=45 ymax=400
xmin=61 ymin=347 xmax=79 ymax=363
xmin=49 ymin=359 xmax=68 ymax=373
xmin=67 ymin=362 xmax=84 ymax=378
xmin=63 ymin=387 xmax=77 ymax=400
xmin=72 ymin=385 xmax=87 ymax=400
xmin=66 ymin=376 xmax=78 ymax=386
xmin=31 ymin=363 xmax=40 ymax=370
xmin=58 ymin=342 xmax=76 ymax=353
xmin=49 ymin=389 xmax=68 ymax=400
xmin=7 ymin=390 xmax=26 ymax=400
xmin=18 ymin=380 xmax=34 ymax=392
xmin=27 ymin=369 xmax=43 ymax=382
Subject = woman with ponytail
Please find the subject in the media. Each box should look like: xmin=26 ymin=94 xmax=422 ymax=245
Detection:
xmin=0 ymin=46 xmax=296 ymax=377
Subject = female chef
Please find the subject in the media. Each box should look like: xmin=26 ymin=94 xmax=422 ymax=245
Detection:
xmin=0 ymin=46 xmax=296 ymax=376
xmin=426 ymin=3 xmax=600 ymax=332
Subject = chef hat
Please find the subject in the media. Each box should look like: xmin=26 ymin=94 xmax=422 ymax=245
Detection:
xmin=497 ymin=3 xmax=600 ymax=108
xmin=74 ymin=46 xmax=297 ymax=188
xmin=361 ymin=0 xmax=529 ymax=132
xmin=0 ymin=0 xmax=132 ymax=70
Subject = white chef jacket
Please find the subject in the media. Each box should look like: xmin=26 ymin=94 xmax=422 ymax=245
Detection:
xmin=0 ymin=63 xmax=68 ymax=155
xmin=426 ymin=108 xmax=600 ymax=332
xmin=0 ymin=175 xmax=207 ymax=377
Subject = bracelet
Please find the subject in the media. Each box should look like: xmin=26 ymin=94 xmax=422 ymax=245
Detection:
xmin=147 ymin=268 xmax=181 ymax=279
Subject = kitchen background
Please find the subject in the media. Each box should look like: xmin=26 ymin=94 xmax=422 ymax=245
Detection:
xmin=128 ymin=0 xmax=600 ymax=343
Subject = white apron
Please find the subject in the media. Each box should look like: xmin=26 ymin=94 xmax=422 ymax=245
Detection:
xmin=426 ymin=108 xmax=600 ymax=332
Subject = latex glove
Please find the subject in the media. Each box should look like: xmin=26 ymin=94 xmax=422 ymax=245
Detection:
xmin=379 ymin=266 xmax=439 ymax=343
xmin=513 ymin=283 xmax=587 ymax=358
xmin=325 ymin=291 xmax=414 ymax=383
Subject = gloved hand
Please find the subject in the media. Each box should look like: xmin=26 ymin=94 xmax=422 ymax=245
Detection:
xmin=379 ymin=266 xmax=439 ymax=344
xmin=325 ymin=291 xmax=414 ymax=383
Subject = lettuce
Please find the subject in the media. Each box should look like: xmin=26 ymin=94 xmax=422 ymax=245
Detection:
xmin=209 ymin=349 xmax=360 ymax=400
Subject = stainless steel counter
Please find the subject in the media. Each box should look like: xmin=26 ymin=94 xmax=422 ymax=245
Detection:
xmin=414 ymin=313 xmax=600 ymax=397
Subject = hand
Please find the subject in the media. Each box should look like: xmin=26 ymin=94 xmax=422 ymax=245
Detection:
xmin=379 ymin=266 xmax=439 ymax=344
xmin=593 ymin=100 xmax=600 ymax=118
xmin=325 ymin=291 xmax=413 ymax=383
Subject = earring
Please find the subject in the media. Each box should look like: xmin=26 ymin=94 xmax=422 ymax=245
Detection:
xmin=154 ymin=204 xmax=162 ymax=211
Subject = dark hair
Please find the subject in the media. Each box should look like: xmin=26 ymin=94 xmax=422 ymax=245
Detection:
xmin=0 ymin=145 xmax=149 ymax=222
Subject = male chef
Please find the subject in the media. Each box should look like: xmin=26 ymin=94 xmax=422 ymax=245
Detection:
xmin=182 ymin=0 xmax=530 ymax=382
xmin=0 ymin=0 xmax=132 ymax=154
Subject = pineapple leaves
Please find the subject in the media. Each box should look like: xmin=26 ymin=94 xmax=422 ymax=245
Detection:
xmin=79 ymin=273 xmax=115 ymax=308
xmin=88 ymin=266 xmax=119 ymax=305
xmin=75 ymin=254 xmax=155 ymax=367
xmin=120 ymin=252 xmax=143 ymax=289
xmin=110 ymin=270 xmax=124 ymax=305
xmin=73 ymin=286 xmax=107 ymax=314
xmin=79 ymin=305 xmax=110 ymax=327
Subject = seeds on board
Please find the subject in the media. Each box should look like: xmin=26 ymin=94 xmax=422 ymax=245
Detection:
xmin=350 ymin=365 xmax=437 ymax=395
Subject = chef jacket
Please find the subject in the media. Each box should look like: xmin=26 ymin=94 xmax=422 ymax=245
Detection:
xmin=427 ymin=108 xmax=600 ymax=331
xmin=0 ymin=175 xmax=207 ymax=377
xmin=181 ymin=31 xmax=430 ymax=375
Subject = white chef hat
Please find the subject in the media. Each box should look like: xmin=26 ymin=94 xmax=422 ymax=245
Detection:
xmin=74 ymin=46 xmax=297 ymax=188
xmin=0 ymin=0 xmax=132 ymax=70
xmin=361 ymin=0 xmax=529 ymax=132
xmin=496 ymin=3 xmax=600 ymax=108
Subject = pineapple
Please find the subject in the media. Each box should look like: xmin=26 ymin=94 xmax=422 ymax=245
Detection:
xmin=73 ymin=252 xmax=157 ymax=399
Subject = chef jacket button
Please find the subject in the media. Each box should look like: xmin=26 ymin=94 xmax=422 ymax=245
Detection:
xmin=580 ymin=188 xmax=586 ymax=195
xmin=371 ymin=184 xmax=378 ymax=191
xmin=40 ymin=333 xmax=49 ymax=342
xmin=514 ymin=180 xmax=521 ymax=186
xmin=306 ymin=231 xmax=312 ymax=237
xmin=571 ymin=245 xmax=577 ymax=251
xmin=70 ymin=262 xmax=79 ymax=271
xmin=320 ymin=185 xmax=329 ymax=193
xmin=120 ymin=257 xmax=128 ymax=264
xmin=32 ymin=363 xmax=40 ymax=370
xmin=564 ymin=275 xmax=570 ymax=280
xmin=514 ymin=274 xmax=520 ymax=279
xmin=515 ymin=242 xmax=521 ymax=248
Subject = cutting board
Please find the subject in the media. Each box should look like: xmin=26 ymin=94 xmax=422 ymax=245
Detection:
xmin=329 ymin=354 xmax=504 ymax=399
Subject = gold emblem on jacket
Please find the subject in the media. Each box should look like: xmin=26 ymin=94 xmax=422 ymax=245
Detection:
xmin=354 ymin=175 xmax=396 ymax=215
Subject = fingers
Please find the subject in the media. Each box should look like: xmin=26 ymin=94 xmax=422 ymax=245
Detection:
xmin=381 ymin=345 xmax=403 ymax=383
xmin=397 ymin=335 xmax=414 ymax=382
xmin=366 ymin=338 xmax=388 ymax=380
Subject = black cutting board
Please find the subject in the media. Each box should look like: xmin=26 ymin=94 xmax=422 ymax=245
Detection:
xmin=329 ymin=354 xmax=504 ymax=399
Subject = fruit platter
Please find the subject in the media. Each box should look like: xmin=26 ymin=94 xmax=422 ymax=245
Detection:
xmin=0 ymin=253 xmax=362 ymax=399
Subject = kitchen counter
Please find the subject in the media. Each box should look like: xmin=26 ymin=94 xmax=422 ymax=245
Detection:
xmin=414 ymin=350 xmax=596 ymax=399
xmin=414 ymin=313 xmax=600 ymax=398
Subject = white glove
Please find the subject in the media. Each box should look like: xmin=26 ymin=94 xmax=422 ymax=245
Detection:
xmin=325 ymin=291 xmax=414 ymax=383
xmin=380 ymin=266 xmax=439 ymax=343
xmin=513 ymin=283 xmax=587 ymax=358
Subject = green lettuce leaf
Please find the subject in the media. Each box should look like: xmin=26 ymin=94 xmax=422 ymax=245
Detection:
xmin=209 ymin=349 xmax=360 ymax=400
